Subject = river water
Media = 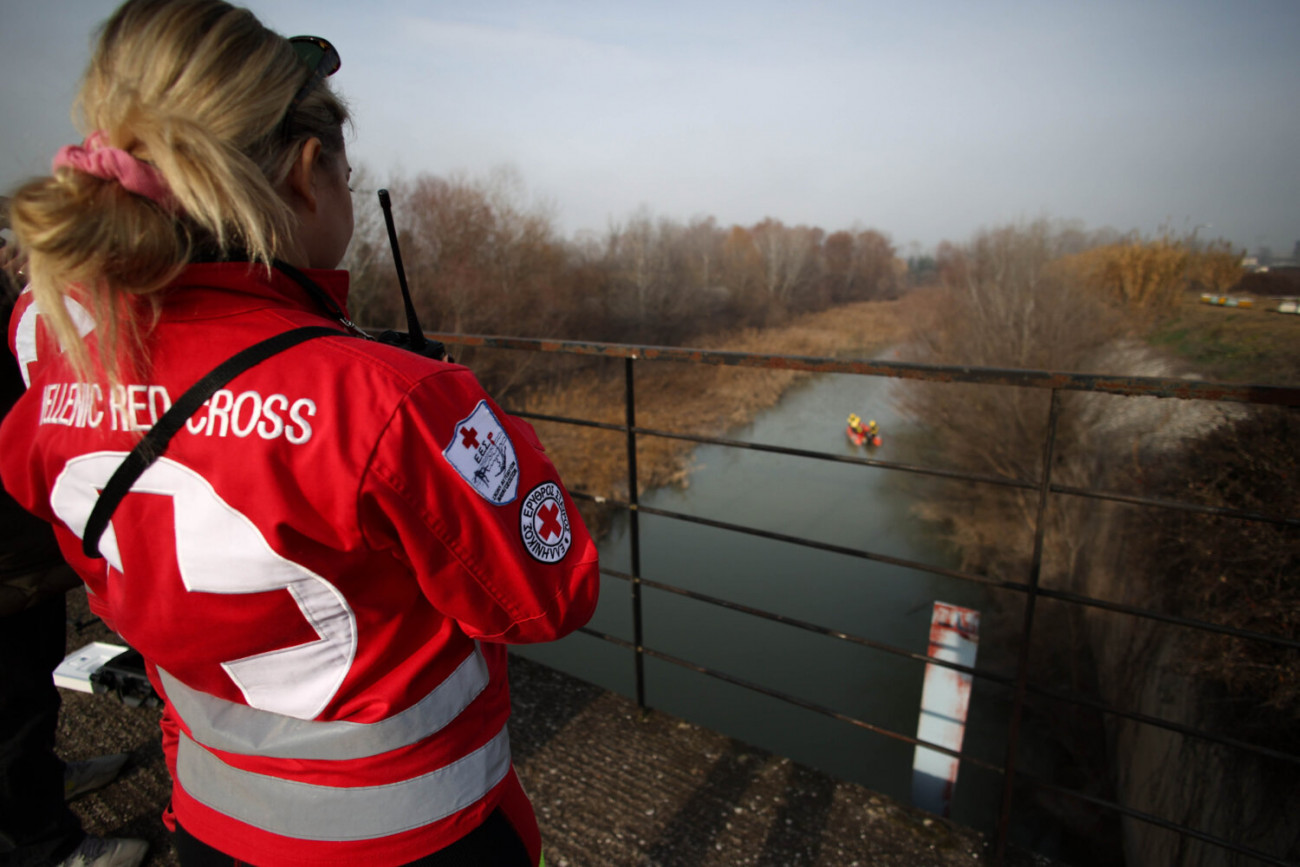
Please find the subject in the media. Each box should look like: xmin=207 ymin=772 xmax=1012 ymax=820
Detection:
xmin=515 ymin=360 xmax=1014 ymax=833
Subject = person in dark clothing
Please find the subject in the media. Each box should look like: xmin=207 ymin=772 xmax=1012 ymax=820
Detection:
xmin=0 ymin=218 xmax=145 ymax=867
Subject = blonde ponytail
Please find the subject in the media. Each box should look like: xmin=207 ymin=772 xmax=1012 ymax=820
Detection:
xmin=8 ymin=0 xmax=349 ymax=382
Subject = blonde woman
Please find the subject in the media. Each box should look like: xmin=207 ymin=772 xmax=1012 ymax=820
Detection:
xmin=1 ymin=2 xmax=599 ymax=865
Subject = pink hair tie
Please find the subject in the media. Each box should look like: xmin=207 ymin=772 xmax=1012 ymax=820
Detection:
xmin=52 ymin=131 xmax=176 ymax=209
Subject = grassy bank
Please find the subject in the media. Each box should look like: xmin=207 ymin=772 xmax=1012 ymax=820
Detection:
xmin=514 ymin=290 xmax=937 ymax=533
xmin=1148 ymin=289 xmax=1300 ymax=385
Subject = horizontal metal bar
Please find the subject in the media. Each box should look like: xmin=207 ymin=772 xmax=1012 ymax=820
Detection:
xmin=600 ymin=566 xmax=1015 ymax=687
xmin=574 ymin=625 xmax=1005 ymax=775
xmin=517 ymin=412 xmax=1297 ymax=528
xmin=631 ymin=424 xmax=1039 ymax=490
xmin=1035 ymin=586 xmax=1300 ymax=651
xmin=581 ymin=492 xmax=1300 ymax=653
xmin=1015 ymin=773 xmax=1296 ymax=867
xmin=632 ymin=501 xmax=1025 ymax=592
xmin=510 ymin=410 xmax=626 ymax=434
xmin=1024 ymin=681 xmax=1300 ymax=768
xmin=434 ymin=332 xmax=1300 ymax=406
xmin=601 ymin=566 xmax=1300 ymax=769
xmin=1050 ymin=482 xmax=1299 ymax=528
xmin=511 ymin=410 xmax=1039 ymax=491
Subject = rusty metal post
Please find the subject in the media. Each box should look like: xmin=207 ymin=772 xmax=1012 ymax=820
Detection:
xmin=625 ymin=356 xmax=646 ymax=709
xmin=994 ymin=389 xmax=1062 ymax=864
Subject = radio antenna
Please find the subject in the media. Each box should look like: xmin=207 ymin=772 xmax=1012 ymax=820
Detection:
xmin=377 ymin=189 xmax=426 ymax=351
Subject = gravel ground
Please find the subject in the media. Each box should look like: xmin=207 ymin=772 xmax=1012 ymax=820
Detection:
xmin=56 ymin=588 xmax=1051 ymax=866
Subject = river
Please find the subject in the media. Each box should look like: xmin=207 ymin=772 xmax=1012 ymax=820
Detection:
xmin=515 ymin=360 xmax=1014 ymax=834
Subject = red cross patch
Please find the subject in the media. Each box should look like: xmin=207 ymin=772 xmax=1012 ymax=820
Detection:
xmin=519 ymin=482 xmax=572 ymax=563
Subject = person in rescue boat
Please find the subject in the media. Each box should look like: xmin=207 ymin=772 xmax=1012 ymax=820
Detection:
xmin=0 ymin=1 xmax=599 ymax=865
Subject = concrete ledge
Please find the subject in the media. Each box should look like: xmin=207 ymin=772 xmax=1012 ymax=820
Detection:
xmin=56 ymin=589 xmax=1047 ymax=865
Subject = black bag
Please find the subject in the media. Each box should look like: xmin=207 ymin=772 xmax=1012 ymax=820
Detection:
xmin=90 ymin=647 xmax=160 ymax=708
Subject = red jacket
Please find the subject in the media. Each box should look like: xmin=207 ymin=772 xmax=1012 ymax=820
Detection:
xmin=0 ymin=263 xmax=600 ymax=866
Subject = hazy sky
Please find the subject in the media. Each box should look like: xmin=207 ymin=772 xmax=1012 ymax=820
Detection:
xmin=3 ymin=0 xmax=1298 ymax=255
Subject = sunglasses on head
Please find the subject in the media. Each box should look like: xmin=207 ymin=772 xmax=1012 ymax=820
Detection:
xmin=284 ymin=35 xmax=341 ymax=122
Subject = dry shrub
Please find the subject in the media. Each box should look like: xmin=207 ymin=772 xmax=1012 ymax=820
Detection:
xmin=1142 ymin=406 xmax=1300 ymax=735
xmin=1185 ymin=241 xmax=1247 ymax=294
xmin=1058 ymin=239 xmax=1186 ymax=316
xmin=1056 ymin=238 xmax=1245 ymax=320
xmin=898 ymin=221 xmax=1122 ymax=576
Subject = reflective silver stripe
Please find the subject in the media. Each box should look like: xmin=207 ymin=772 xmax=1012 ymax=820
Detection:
xmin=157 ymin=646 xmax=488 ymax=760
xmin=176 ymin=725 xmax=512 ymax=841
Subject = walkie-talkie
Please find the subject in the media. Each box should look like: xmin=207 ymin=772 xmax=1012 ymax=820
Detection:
xmin=376 ymin=189 xmax=448 ymax=361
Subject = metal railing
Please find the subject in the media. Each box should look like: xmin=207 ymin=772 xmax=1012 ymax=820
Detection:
xmin=439 ymin=332 xmax=1300 ymax=866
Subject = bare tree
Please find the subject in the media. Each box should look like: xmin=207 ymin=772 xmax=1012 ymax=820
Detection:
xmin=750 ymin=218 xmax=817 ymax=309
xmin=898 ymin=220 xmax=1121 ymax=570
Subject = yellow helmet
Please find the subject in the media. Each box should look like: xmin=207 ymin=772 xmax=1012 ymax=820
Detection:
xmin=848 ymin=413 xmax=860 ymax=425
xmin=868 ymin=419 xmax=877 ymax=429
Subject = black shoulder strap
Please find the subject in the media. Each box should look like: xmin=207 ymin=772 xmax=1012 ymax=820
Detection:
xmin=82 ymin=325 xmax=343 ymax=559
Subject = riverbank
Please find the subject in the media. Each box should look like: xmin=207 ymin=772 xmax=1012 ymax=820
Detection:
xmin=518 ymin=291 xmax=935 ymax=530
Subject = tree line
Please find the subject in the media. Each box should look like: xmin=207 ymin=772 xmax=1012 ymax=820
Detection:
xmin=342 ymin=168 xmax=904 ymax=395
xmin=343 ymin=167 xmax=1251 ymax=399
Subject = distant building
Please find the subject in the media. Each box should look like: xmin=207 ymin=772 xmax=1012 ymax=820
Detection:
xmin=1242 ymin=255 xmax=1296 ymax=273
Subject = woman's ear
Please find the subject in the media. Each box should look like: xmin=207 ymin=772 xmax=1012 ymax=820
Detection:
xmin=285 ymin=138 xmax=324 ymax=212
